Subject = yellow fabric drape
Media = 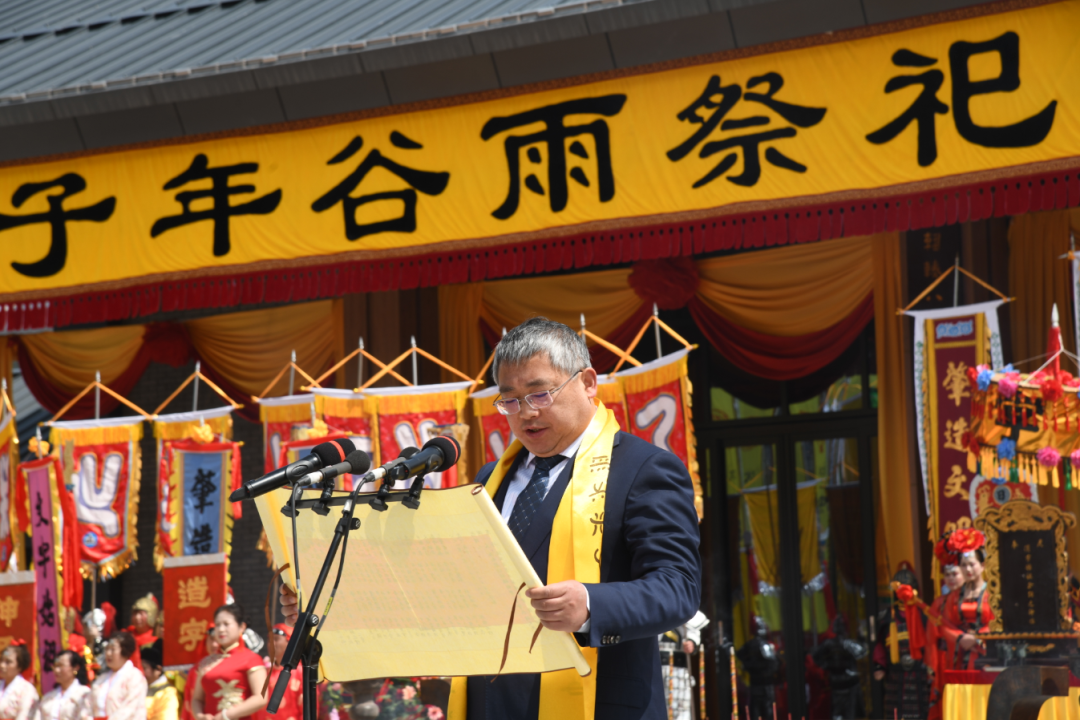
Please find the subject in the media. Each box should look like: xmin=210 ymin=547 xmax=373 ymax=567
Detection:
xmin=439 ymin=284 xmax=486 ymax=385
xmin=437 ymin=231 xmax=916 ymax=575
xmin=479 ymin=269 xmax=638 ymax=342
xmin=742 ymin=483 xmax=819 ymax=587
xmin=695 ymin=235 xmax=875 ymax=336
xmin=873 ymin=231 xmax=917 ymax=582
xmin=20 ymin=324 xmax=146 ymax=397
xmin=439 ymin=284 xmax=487 ymax=481
xmin=1008 ymin=210 xmax=1080 ymax=575
xmin=1009 ymin=211 xmax=1076 ymax=362
xmin=16 ymin=301 xmax=341 ymax=420
xmin=186 ymin=300 xmax=340 ymax=397
xmin=943 ymin=684 xmax=1080 ymax=720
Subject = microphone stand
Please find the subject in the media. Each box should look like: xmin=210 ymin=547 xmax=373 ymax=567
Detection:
xmin=268 ymin=484 xmax=363 ymax=720
xmin=268 ymin=467 xmax=435 ymax=720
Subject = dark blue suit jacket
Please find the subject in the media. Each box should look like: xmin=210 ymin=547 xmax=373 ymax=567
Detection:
xmin=466 ymin=430 xmax=701 ymax=720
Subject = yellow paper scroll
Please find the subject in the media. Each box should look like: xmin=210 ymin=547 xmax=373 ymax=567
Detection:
xmin=1 ymin=2 xmax=1078 ymax=296
xmin=254 ymin=484 xmax=590 ymax=680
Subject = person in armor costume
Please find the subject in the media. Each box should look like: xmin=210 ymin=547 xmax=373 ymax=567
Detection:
xmin=127 ymin=595 xmax=160 ymax=652
xmin=940 ymin=529 xmax=993 ymax=671
xmin=658 ymin=611 xmax=709 ymax=720
xmin=810 ymin=617 xmax=867 ymax=720
xmin=83 ymin=609 xmax=108 ymax=675
xmin=872 ymin=563 xmax=930 ymax=720
xmin=736 ymin=618 xmax=780 ymax=720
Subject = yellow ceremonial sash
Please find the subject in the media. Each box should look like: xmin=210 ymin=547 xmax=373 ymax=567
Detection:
xmin=449 ymin=401 xmax=619 ymax=720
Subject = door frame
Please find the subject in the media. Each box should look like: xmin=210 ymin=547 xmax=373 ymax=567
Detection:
xmin=702 ymin=410 xmax=881 ymax=720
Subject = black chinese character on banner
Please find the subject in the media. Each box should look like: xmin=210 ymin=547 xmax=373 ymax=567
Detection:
xmin=38 ymin=588 xmax=55 ymax=628
xmin=151 ymin=154 xmax=282 ymax=256
xmin=0 ymin=174 xmax=115 ymax=278
xmin=312 ymin=132 xmax=449 ymax=241
xmin=867 ymin=31 xmax=1057 ymax=166
xmin=36 ymin=540 xmax=50 ymax=572
xmin=190 ymin=523 xmax=213 ymax=554
xmin=42 ymin=640 xmax=57 ymax=671
xmin=481 ymin=95 xmax=627 ymax=219
xmin=191 ymin=468 xmax=217 ymax=514
xmin=668 ymin=73 xmax=826 ymax=188
xmin=35 ymin=491 xmax=48 ymax=527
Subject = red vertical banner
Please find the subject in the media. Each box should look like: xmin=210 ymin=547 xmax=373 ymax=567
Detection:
xmin=0 ymin=571 xmax=35 ymax=651
xmin=162 ymin=554 xmax=228 ymax=668
xmin=470 ymin=386 xmax=513 ymax=465
xmin=49 ymin=421 xmax=143 ymax=579
xmin=0 ymin=416 xmax=22 ymax=571
xmin=595 ymin=376 xmax=629 ymax=431
xmin=0 ymin=570 xmax=35 ymax=685
xmin=257 ymin=396 xmax=314 ymax=474
xmin=371 ymin=383 xmax=472 ymax=489
xmin=616 ymin=349 xmax=701 ymax=519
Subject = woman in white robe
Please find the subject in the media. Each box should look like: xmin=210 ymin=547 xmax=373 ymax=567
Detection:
xmin=0 ymin=643 xmax=39 ymax=720
xmin=34 ymin=651 xmax=89 ymax=720
xmin=81 ymin=633 xmax=146 ymax=720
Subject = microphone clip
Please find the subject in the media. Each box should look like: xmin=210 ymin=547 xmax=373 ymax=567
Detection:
xmin=402 ymin=474 xmax=427 ymax=510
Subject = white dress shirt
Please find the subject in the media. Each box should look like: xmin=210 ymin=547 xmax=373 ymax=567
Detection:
xmin=500 ymin=430 xmax=586 ymax=522
xmin=499 ymin=424 xmax=593 ymax=632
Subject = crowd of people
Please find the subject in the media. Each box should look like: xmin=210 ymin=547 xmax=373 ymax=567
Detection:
xmin=0 ymin=598 xmax=311 ymax=720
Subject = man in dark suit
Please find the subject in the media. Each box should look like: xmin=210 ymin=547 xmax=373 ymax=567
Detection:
xmin=281 ymin=317 xmax=701 ymax=720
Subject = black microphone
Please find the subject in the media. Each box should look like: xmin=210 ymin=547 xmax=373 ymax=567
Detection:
xmin=364 ymin=446 xmax=420 ymax=484
xmin=296 ymin=450 xmax=371 ymax=488
xmin=229 ymin=438 xmax=357 ymax=501
xmin=385 ymin=436 xmax=461 ymax=482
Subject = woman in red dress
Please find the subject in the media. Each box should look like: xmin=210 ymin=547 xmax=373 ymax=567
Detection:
xmin=192 ymin=606 xmax=267 ymax=720
xmin=941 ymin=529 xmax=993 ymax=671
xmin=925 ymin=533 xmax=966 ymax=720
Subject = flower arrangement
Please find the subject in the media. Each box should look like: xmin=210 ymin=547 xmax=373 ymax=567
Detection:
xmin=934 ymin=532 xmax=960 ymax=568
xmin=946 ymin=528 xmax=985 ymax=555
xmin=373 ymin=678 xmax=445 ymax=720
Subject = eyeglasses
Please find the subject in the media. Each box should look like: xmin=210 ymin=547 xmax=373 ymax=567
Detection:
xmin=494 ymin=370 xmax=583 ymax=416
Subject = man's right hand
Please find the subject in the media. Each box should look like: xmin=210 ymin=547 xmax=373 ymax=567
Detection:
xmin=280 ymin=584 xmax=299 ymax=626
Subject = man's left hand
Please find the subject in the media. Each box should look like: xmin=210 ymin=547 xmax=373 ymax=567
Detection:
xmin=526 ymin=581 xmax=589 ymax=632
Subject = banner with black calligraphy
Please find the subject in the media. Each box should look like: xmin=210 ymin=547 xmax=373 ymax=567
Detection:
xmin=615 ymin=349 xmax=702 ymax=519
xmin=0 ymin=3 xmax=1077 ymax=301
xmin=18 ymin=456 xmax=70 ymax=690
xmin=908 ymin=302 xmax=1032 ymax=585
xmin=49 ymin=419 xmax=143 ymax=579
xmin=370 ymin=382 xmax=472 ymax=490
xmin=0 ymin=415 xmax=23 ymax=572
xmin=162 ymin=554 xmax=227 ymax=668
xmin=156 ymin=435 xmax=241 ymax=578
xmin=257 ymin=395 xmax=314 ymax=474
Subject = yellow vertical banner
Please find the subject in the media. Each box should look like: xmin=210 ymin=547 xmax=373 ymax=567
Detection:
xmin=152 ymin=407 xmax=239 ymax=574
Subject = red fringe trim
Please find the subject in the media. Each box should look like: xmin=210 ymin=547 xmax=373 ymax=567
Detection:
xmin=6 ymin=167 xmax=1079 ymax=331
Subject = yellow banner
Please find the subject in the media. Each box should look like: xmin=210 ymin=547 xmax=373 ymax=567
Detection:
xmin=0 ymin=1 xmax=1077 ymax=296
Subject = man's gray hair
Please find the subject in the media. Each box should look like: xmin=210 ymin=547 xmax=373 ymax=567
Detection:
xmin=492 ymin=317 xmax=592 ymax=383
